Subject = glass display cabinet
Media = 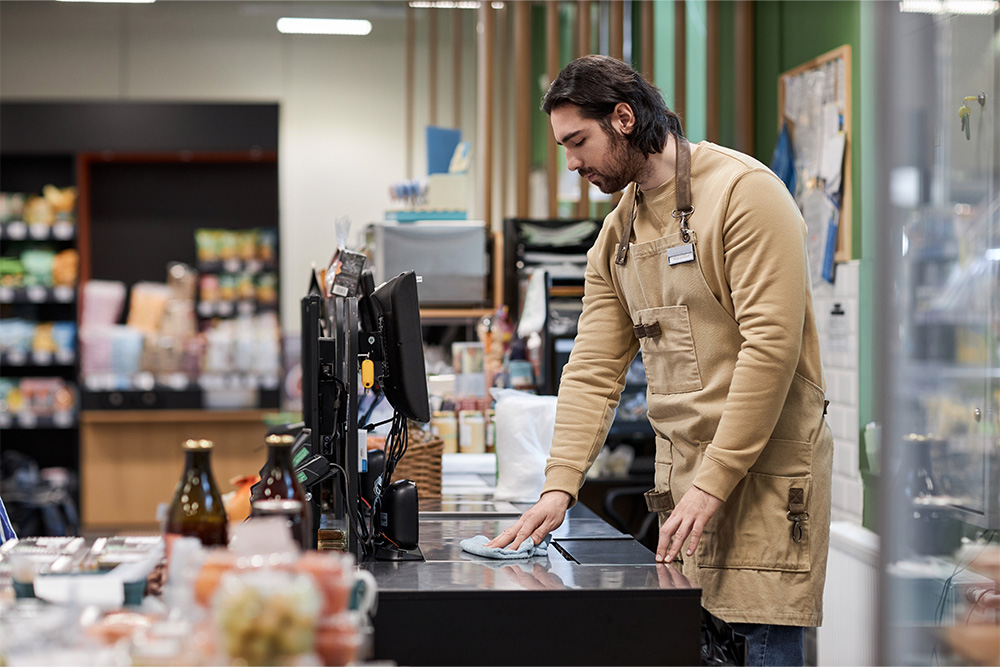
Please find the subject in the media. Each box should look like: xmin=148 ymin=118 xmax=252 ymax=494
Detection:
xmin=876 ymin=5 xmax=999 ymax=665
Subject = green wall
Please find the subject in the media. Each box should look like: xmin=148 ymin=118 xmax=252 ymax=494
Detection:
xmin=753 ymin=0 xmax=862 ymax=260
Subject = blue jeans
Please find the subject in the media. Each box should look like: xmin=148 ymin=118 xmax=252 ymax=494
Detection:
xmin=728 ymin=623 xmax=804 ymax=666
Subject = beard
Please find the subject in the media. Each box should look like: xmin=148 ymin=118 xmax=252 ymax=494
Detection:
xmin=581 ymin=130 xmax=649 ymax=194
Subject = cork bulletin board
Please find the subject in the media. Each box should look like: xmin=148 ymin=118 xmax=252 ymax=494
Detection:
xmin=779 ymin=45 xmax=852 ymax=282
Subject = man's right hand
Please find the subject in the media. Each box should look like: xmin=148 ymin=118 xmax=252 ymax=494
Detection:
xmin=485 ymin=490 xmax=572 ymax=549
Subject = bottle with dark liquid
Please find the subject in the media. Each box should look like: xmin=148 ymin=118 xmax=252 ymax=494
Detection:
xmin=165 ymin=439 xmax=229 ymax=549
xmin=253 ymin=434 xmax=312 ymax=548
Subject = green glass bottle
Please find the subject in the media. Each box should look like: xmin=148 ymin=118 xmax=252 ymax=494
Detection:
xmin=254 ymin=434 xmax=312 ymax=547
xmin=165 ymin=439 xmax=229 ymax=549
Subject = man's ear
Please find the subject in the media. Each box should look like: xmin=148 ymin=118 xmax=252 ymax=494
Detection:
xmin=613 ymin=102 xmax=636 ymax=134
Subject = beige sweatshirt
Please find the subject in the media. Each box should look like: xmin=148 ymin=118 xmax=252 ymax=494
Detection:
xmin=541 ymin=141 xmax=825 ymax=503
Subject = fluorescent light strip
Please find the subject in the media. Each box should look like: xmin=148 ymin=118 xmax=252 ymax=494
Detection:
xmin=944 ymin=0 xmax=1000 ymax=13
xmin=900 ymin=0 xmax=999 ymax=13
xmin=277 ymin=18 xmax=373 ymax=36
xmin=57 ymin=0 xmax=156 ymax=3
xmin=409 ymin=2 xmax=504 ymax=8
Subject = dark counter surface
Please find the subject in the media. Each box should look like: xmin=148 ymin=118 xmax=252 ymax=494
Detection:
xmin=365 ymin=494 xmax=701 ymax=665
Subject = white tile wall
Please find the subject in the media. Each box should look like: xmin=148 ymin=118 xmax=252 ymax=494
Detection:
xmin=811 ymin=261 xmax=864 ymax=525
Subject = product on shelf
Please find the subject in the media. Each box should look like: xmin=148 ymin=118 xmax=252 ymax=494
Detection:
xmin=81 ymin=281 xmax=127 ymax=327
xmin=19 ymin=248 xmax=54 ymax=287
xmin=127 ymin=282 xmax=172 ymax=335
xmin=0 ymin=319 xmax=76 ymax=364
xmin=0 ymin=376 xmax=77 ymax=427
xmin=0 ymin=193 xmax=26 ymax=224
xmin=51 ymin=249 xmax=78 ymax=287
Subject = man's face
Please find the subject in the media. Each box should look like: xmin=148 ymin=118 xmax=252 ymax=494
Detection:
xmin=550 ymin=104 xmax=646 ymax=194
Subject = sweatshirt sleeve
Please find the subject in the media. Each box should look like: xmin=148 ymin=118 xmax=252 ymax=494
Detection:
xmin=692 ymin=169 xmax=811 ymax=501
xmin=541 ymin=228 xmax=640 ymax=503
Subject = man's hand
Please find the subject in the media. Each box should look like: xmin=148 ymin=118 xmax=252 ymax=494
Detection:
xmin=485 ymin=490 xmax=572 ymax=549
xmin=656 ymin=485 xmax=723 ymax=564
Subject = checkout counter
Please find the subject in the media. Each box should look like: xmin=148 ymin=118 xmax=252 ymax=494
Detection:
xmin=363 ymin=459 xmax=702 ymax=666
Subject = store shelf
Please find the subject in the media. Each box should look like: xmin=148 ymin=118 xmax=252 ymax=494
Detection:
xmin=80 ymin=387 xmax=280 ymax=411
xmin=915 ymin=309 xmax=999 ymax=327
xmin=0 ymin=351 xmax=75 ymax=368
xmin=903 ymin=361 xmax=1000 ymax=381
xmin=549 ymin=285 xmax=585 ymax=298
xmin=420 ymin=307 xmax=494 ymax=321
xmin=0 ymin=412 xmax=77 ymax=430
xmin=0 ymin=220 xmax=75 ymax=242
xmin=196 ymin=259 xmax=277 ymax=275
xmin=196 ymin=300 xmax=278 ymax=319
xmin=80 ymin=408 xmax=275 ymax=424
xmin=0 ymin=286 xmax=76 ymax=304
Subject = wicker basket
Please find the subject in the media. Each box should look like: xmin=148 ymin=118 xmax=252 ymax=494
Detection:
xmin=390 ymin=438 xmax=444 ymax=498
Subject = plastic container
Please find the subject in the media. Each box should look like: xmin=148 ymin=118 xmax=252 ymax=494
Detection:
xmin=432 ymin=410 xmax=458 ymax=454
xmin=459 ymin=410 xmax=486 ymax=454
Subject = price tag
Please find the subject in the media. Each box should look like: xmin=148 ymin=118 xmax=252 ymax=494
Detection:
xmin=27 ymin=286 xmax=47 ymax=303
xmin=0 ymin=413 xmax=11 ymax=429
xmin=6 ymin=222 xmax=27 ymax=240
xmin=53 ymin=286 xmax=74 ymax=302
xmin=53 ymin=412 xmax=73 ymax=429
xmin=55 ymin=350 xmax=74 ymax=365
xmin=32 ymin=350 xmax=53 ymax=365
xmin=237 ymin=300 xmax=255 ymax=316
xmin=52 ymin=222 xmax=74 ymax=240
xmin=7 ymin=350 xmax=27 ymax=366
xmin=18 ymin=413 xmax=37 ymax=429
xmin=197 ymin=301 xmax=214 ymax=317
xmin=0 ymin=287 xmax=14 ymax=303
xmin=223 ymin=258 xmax=241 ymax=273
xmin=218 ymin=302 xmax=234 ymax=317
xmin=29 ymin=223 xmax=50 ymax=240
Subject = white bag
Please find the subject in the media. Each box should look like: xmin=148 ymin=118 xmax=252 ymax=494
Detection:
xmin=491 ymin=388 xmax=558 ymax=502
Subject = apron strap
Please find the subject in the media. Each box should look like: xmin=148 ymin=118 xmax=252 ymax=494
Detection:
xmin=671 ymin=134 xmax=695 ymax=243
xmin=616 ymin=133 xmax=693 ymax=266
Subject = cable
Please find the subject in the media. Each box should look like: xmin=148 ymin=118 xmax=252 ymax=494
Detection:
xmin=964 ymin=587 xmax=992 ymax=625
xmin=930 ymin=529 xmax=996 ymax=665
xmin=358 ymin=390 xmax=384 ymax=429
xmin=328 ymin=461 xmax=374 ymax=558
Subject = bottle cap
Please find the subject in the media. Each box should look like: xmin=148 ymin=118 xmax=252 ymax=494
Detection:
xmin=252 ymin=499 xmax=304 ymax=516
xmin=265 ymin=434 xmax=295 ymax=446
xmin=182 ymin=439 xmax=214 ymax=450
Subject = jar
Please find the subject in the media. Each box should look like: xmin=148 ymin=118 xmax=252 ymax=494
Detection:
xmin=485 ymin=409 xmax=496 ymax=454
xmin=432 ymin=410 xmax=458 ymax=454
xmin=458 ymin=410 xmax=485 ymax=454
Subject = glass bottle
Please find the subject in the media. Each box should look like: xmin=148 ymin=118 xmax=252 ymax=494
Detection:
xmin=165 ymin=439 xmax=229 ymax=549
xmin=253 ymin=434 xmax=312 ymax=547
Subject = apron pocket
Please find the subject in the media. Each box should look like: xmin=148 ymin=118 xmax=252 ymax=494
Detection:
xmin=636 ymin=305 xmax=702 ymax=394
xmin=698 ymin=471 xmax=812 ymax=572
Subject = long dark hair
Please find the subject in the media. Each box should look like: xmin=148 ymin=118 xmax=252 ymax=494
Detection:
xmin=542 ymin=55 xmax=683 ymax=157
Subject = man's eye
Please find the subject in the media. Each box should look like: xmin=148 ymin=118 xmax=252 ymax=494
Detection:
xmin=574 ymin=139 xmax=585 ymax=148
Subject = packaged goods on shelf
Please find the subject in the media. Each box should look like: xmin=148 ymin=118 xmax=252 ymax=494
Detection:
xmin=0 ymin=247 xmax=78 ymax=291
xmin=0 ymin=319 xmax=76 ymax=364
xmin=0 ymin=376 xmax=77 ymax=427
xmin=81 ymin=281 xmax=126 ymax=327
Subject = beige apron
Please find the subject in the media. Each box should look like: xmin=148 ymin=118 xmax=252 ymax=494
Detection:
xmin=614 ymin=135 xmax=834 ymax=627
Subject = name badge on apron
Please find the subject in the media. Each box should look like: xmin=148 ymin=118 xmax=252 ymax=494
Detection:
xmin=667 ymin=243 xmax=695 ymax=266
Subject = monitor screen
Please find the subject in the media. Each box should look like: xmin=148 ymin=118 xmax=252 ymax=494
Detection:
xmin=372 ymin=271 xmax=430 ymax=423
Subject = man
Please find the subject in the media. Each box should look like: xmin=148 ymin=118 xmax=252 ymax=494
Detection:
xmin=488 ymin=55 xmax=833 ymax=666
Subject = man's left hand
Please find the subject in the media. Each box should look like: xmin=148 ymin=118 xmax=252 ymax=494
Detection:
xmin=656 ymin=485 xmax=723 ymax=564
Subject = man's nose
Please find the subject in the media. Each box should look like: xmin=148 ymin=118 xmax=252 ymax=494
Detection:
xmin=565 ymin=151 xmax=581 ymax=172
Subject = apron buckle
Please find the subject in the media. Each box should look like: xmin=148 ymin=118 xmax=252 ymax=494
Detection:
xmin=633 ymin=322 xmax=662 ymax=339
xmin=787 ymin=487 xmax=808 ymax=543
